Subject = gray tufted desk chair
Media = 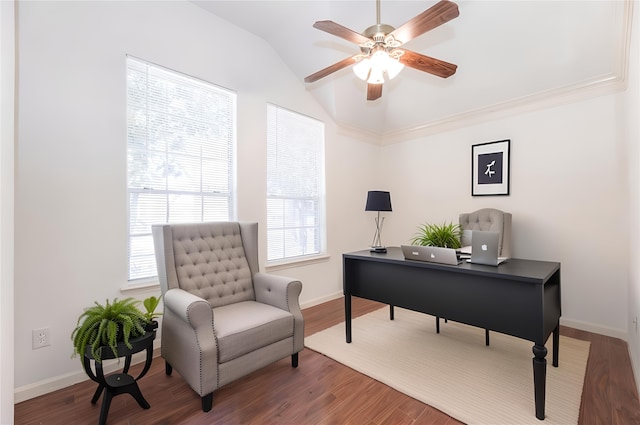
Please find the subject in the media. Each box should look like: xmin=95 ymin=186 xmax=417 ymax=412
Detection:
xmin=459 ymin=208 xmax=512 ymax=258
xmin=152 ymin=221 xmax=304 ymax=412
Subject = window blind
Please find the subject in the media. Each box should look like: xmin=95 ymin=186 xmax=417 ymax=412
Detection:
xmin=266 ymin=104 xmax=326 ymax=262
xmin=127 ymin=57 xmax=236 ymax=281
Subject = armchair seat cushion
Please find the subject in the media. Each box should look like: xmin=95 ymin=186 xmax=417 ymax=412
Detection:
xmin=214 ymin=301 xmax=294 ymax=363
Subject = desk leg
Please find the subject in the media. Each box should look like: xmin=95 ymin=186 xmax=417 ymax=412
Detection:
xmin=345 ymin=295 xmax=352 ymax=343
xmin=552 ymin=324 xmax=559 ymax=367
xmin=389 ymin=305 xmax=394 ymax=320
xmin=532 ymin=344 xmax=548 ymax=420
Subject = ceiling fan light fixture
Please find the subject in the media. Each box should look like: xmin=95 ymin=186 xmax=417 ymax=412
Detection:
xmin=353 ymin=58 xmax=372 ymax=81
xmin=386 ymin=58 xmax=404 ymax=80
xmin=355 ymin=49 xmax=404 ymax=83
xmin=367 ymin=67 xmax=385 ymax=84
xmin=370 ymin=49 xmax=387 ymax=66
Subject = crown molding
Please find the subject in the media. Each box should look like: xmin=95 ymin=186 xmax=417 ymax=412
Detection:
xmin=345 ymin=0 xmax=635 ymax=146
xmin=379 ymin=72 xmax=626 ymax=145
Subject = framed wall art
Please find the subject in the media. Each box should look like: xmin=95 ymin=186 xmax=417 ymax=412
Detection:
xmin=472 ymin=139 xmax=510 ymax=196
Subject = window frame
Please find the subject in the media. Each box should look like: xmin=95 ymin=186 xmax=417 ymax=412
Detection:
xmin=126 ymin=56 xmax=237 ymax=283
xmin=266 ymin=103 xmax=327 ymax=264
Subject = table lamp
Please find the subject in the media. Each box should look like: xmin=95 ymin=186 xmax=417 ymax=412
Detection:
xmin=365 ymin=190 xmax=392 ymax=253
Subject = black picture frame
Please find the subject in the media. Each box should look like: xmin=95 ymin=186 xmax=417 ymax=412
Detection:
xmin=472 ymin=139 xmax=510 ymax=196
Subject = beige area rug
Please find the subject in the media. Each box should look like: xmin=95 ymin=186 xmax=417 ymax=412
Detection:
xmin=305 ymin=307 xmax=590 ymax=425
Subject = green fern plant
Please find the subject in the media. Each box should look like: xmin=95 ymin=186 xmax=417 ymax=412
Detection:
xmin=411 ymin=222 xmax=463 ymax=249
xmin=71 ymin=298 xmax=147 ymax=363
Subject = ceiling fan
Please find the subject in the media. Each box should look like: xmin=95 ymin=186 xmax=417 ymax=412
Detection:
xmin=304 ymin=0 xmax=459 ymax=101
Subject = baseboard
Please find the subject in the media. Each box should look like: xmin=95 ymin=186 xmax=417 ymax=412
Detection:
xmin=560 ymin=317 xmax=628 ymax=341
xmin=14 ymin=369 xmax=88 ymax=404
xmin=14 ymin=342 xmax=161 ymax=404
xmin=300 ymin=291 xmax=343 ymax=310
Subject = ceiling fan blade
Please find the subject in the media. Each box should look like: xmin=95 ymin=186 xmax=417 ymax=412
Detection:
xmin=313 ymin=20 xmax=371 ymax=45
xmin=367 ymin=84 xmax=383 ymax=101
xmin=304 ymin=55 xmax=359 ymax=83
xmin=390 ymin=0 xmax=459 ymax=45
xmin=399 ymin=49 xmax=457 ymax=78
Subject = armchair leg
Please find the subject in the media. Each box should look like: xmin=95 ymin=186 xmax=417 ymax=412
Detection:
xmin=165 ymin=361 xmax=173 ymax=376
xmin=291 ymin=353 xmax=299 ymax=368
xmin=202 ymin=393 xmax=213 ymax=412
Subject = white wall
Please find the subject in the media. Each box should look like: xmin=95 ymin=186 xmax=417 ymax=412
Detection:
xmin=12 ymin=0 xmax=639 ymax=404
xmin=381 ymin=86 xmax=633 ymax=337
xmin=1 ymin=1 xmax=15 ymax=422
xmin=626 ymin=0 xmax=640 ymax=394
xmin=14 ymin=0 xmax=377 ymax=398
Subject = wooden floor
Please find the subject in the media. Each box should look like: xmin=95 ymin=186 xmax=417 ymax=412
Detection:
xmin=15 ymin=297 xmax=640 ymax=425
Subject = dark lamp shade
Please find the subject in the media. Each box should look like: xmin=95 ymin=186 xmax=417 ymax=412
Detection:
xmin=365 ymin=191 xmax=392 ymax=212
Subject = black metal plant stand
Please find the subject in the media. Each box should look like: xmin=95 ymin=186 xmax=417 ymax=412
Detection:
xmin=82 ymin=330 xmax=156 ymax=425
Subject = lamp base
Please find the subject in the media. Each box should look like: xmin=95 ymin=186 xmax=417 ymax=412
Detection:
xmin=370 ymin=246 xmax=387 ymax=253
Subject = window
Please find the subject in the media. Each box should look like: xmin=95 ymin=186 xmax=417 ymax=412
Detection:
xmin=127 ymin=56 xmax=236 ymax=281
xmin=266 ymin=104 xmax=326 ymax=262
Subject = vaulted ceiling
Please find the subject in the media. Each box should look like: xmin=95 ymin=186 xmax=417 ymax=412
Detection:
xmin=193 ymin=1 xmax=632 ymax=143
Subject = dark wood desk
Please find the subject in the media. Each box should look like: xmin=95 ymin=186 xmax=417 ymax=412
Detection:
xmin=343 ymin=247 xmax=561 ymax=420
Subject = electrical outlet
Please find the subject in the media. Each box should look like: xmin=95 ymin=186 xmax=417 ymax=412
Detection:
xmin=32 ymin=328 xmax=50 ymax=349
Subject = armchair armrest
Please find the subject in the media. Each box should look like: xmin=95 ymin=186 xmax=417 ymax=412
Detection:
xmin=254 ymin=272 xmax=304 ymax=354
xmin=254 ymin=272 xmax=302 ymax=313
xmin=164 ymin=288 xmax=214 ymax=330
xmin=162 ymin=288 xmax=218 ymax=396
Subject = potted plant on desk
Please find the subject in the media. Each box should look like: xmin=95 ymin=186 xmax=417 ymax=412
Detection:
xmin=411 ymin=222 xmax=462 ymax=249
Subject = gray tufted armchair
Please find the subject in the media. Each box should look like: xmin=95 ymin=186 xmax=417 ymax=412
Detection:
xmin=152 ymin=221 xmax=304 ymax=412
xmin=459 ymin=208 xmax=512 ymax=257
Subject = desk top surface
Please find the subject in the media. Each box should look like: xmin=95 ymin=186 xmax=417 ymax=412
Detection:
xmin=344 ymin=247 xmax=560 ymax=284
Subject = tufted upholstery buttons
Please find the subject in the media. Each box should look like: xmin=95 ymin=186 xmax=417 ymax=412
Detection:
xmin=172 ymin=222 xmax=255 ymax=308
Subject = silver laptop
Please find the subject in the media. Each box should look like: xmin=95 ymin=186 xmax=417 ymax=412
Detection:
xmin=401 ymin=245 xmax=461 ymax=265
xmin=468 ymin=231 xmax=508 ymax=266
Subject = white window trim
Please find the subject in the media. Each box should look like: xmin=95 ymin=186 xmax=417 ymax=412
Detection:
xmin=266 ymin=103 xmax=327 ymax=263
xmin=126 ymin=55 xmax=237 ymax=283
